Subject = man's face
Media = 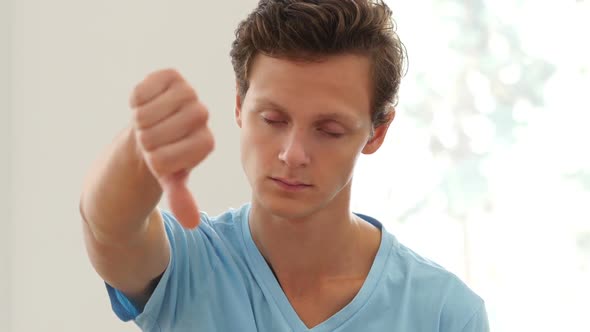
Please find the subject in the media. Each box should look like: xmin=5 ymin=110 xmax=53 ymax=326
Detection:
xmin=235 ymin=54 xmax=389 ymax=220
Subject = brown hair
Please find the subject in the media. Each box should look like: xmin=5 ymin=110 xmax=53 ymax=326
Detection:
xmin=230 ymin=0 xmax=407 ymax=128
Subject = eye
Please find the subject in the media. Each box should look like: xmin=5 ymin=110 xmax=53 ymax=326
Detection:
xmin=318 ymin=128 xmax=344 ymax=138
xmin=263 ymin=117 xmax=287 ymax=126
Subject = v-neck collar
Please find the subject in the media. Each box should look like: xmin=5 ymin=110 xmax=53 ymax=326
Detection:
xmin=240 ymin=204 xmax=393 ymax=332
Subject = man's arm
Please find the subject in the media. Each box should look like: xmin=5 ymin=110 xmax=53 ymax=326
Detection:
xmin=81 ymin=126 xmax=169 ymax=307
xmin=80 ymin=69 xmax=214 ymax=308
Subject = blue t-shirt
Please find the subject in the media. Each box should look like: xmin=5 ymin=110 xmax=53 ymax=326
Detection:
xmin=106 ymin=203 xmax=489 ymax=331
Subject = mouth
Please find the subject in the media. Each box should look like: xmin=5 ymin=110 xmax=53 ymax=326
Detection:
xmin=270 ymin=177 xmax=312 ymax=190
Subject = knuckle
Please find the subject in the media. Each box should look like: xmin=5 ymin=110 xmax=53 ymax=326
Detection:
xmin=198 ymin=103 xmax=210 ymax=123
xmin=186 ymin=105 xmax=207 ymax=128
xmin=184 ymin=109 xmax=199 ymax=130
xmin=202 ymin=130 xmax=215 ymax=152
xmin=176 ymin=83 xmax=197 ymax=102
xmin=152 ymin=68 xmax=180 ymax=83
xmin=161 ymin=68 xmax=180 ymax=78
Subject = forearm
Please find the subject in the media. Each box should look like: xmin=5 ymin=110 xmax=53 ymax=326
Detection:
xmin=80 ymin=125 xmax=162 ymax=246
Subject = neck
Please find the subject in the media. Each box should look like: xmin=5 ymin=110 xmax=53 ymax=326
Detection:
xmin=248 ymin=187 xmax=381 ymax=288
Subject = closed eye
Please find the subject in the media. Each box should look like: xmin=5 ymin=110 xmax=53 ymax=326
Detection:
xmin=263 ymin=118 xmax=287 ymax=126
xmin=318 ymin=128 xmax=344 ymax=138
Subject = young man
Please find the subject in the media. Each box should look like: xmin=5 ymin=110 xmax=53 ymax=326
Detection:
xmin=81 ymin=0 xmax=489 ymax=331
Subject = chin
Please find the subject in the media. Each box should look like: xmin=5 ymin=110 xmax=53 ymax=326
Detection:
xmin=249 ymin=176 xmax=346 ymax=221
xmin=254 ymin=190 xmax=323 ymax=221
xmin=262 ymin=198 xmax=312 ymax=220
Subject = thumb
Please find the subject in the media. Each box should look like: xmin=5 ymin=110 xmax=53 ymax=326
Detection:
xmin=161 ymin=171 xmax=201 ymax=229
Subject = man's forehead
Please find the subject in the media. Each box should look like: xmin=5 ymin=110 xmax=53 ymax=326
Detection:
xmin=244 ymin=53 xmax=373 ymax=124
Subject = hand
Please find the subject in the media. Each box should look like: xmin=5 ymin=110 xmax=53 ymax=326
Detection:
xmin=130 ymin=69 xmax=214 ymax=229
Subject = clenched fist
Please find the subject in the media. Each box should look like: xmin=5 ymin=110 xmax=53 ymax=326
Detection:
xmin=130 ymin=69 xmax=214 ymax=229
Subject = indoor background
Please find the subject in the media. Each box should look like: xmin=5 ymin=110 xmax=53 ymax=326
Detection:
xmin=1 ymin=0 xmax=588 ymax=331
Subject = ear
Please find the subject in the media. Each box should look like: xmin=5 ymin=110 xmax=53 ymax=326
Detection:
xmin=235 ymin=82 xmax=243 ymax=128
xmin=362 ymin=107 xmax=395 ymax=155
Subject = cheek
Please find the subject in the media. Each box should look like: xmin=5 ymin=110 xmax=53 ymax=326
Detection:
xmin=240 ymin=128 xmax=256 ymax=165
xmin=317 ymin=147 xmax=359 ymax=177
xmin=241 ymin=126 xmax=273 ymax=168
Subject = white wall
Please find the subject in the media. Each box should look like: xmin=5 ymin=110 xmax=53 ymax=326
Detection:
xmin=1 ymin=0 xmax=13 ymax=330
xmin=9 ymin=1 xmax=257 ymax=331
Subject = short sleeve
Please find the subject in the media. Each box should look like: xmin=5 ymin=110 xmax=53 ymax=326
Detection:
xmin=461 ymin=302 xmax=490 ymax=332
xmin=104 ymin=209 xmax=215 ymax=330
xmin=439 ymin=276 xmax=490 ymax=332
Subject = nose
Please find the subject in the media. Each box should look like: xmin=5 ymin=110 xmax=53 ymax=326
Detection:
xmin=278 ymin=128 xmax=310 ymax=167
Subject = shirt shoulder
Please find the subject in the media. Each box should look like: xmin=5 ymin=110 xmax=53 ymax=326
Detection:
xmin=381 ymin=233 xmax=488 ymax=331
xmin=106 ymin=204 xmax=251 ymax=330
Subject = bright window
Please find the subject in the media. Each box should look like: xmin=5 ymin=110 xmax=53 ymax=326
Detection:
xmin=352 ymin=1 xmax=590 ymax=331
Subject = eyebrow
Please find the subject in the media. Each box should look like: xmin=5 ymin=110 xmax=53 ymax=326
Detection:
xmin=253 ymin=99 xmax=358 ymax=124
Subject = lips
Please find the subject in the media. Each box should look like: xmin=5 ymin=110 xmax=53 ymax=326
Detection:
xmin=270 ymin=177 xmax=311 ymax=187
